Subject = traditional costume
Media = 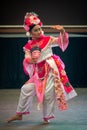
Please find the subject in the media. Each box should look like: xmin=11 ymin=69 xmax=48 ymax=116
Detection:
xmin=16 ymin=12 xmax=77 ymax=122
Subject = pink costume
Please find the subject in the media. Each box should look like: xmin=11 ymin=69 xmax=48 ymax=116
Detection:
xmin=16 ymin=32 xmax=77 ymax=121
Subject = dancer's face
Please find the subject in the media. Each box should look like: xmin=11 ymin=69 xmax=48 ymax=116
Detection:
xmin=30 ymin=25 xmax=43 ymax=39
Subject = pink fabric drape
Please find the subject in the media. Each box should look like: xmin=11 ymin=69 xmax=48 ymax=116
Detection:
xmin=58 ymin=32 xmax=69 ymax=52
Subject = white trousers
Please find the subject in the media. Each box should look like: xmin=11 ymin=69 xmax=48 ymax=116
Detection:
xmin=16 ymin=71 xmax=56 ymax=120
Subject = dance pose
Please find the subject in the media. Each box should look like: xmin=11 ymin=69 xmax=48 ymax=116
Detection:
xmin=7 ymin=12 xmax=77 ymax=124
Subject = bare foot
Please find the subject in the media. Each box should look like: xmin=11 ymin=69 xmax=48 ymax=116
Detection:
xmin=7 ymin=115 xmax=22 ymax=123
xmin=42 ymin=120 xmax=50 ymax=125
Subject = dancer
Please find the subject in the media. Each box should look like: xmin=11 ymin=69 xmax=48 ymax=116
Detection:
xmin=7 ymin=12 xmax=77 ymax=124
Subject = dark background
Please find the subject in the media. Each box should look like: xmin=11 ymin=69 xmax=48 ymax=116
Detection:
xmin=0 ymin=0 xmax=87 ymax=89
xmin=0 ymin=0 xmax=87 ymax=25
xmin=0 ymin=35 xmax=87 ymax=89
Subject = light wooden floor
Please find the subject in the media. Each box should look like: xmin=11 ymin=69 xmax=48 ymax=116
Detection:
xmin=0 ymin=88 xmax=87 ymax=130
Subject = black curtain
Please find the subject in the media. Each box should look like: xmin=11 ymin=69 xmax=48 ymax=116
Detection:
xmin=0 ymin=34 xmax=87 ymax=89
xmin=0 ymin=37 xmax=28 ymax=89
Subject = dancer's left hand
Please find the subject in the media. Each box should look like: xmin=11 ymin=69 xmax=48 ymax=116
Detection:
xmin=51 ymin=25 xmax=65 ymax=33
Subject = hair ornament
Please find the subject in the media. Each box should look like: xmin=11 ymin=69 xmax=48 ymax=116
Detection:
xmin=23 ymin=12 xmax=43 ymax=31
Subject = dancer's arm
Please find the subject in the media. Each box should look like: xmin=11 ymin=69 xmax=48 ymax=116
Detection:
xmin=50 ymin=25 xmax=69 ymax=52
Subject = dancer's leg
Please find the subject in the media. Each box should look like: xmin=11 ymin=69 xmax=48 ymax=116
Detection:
xmin=43 ymin=72 xmax=56 ymax=124
xmin=7 ymin=83 xmax=35 ymax=123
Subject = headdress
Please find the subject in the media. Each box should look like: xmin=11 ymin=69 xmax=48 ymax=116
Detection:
xmin=23 ymin=12 xmax=43 ymax=32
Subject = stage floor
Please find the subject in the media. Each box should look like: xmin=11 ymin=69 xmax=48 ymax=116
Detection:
xmin=0 ymin=88 xmax=87 ymax=130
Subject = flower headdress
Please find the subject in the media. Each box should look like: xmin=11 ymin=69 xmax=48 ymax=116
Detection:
xmin=23 ymin=12 xmax=43 ymax=32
